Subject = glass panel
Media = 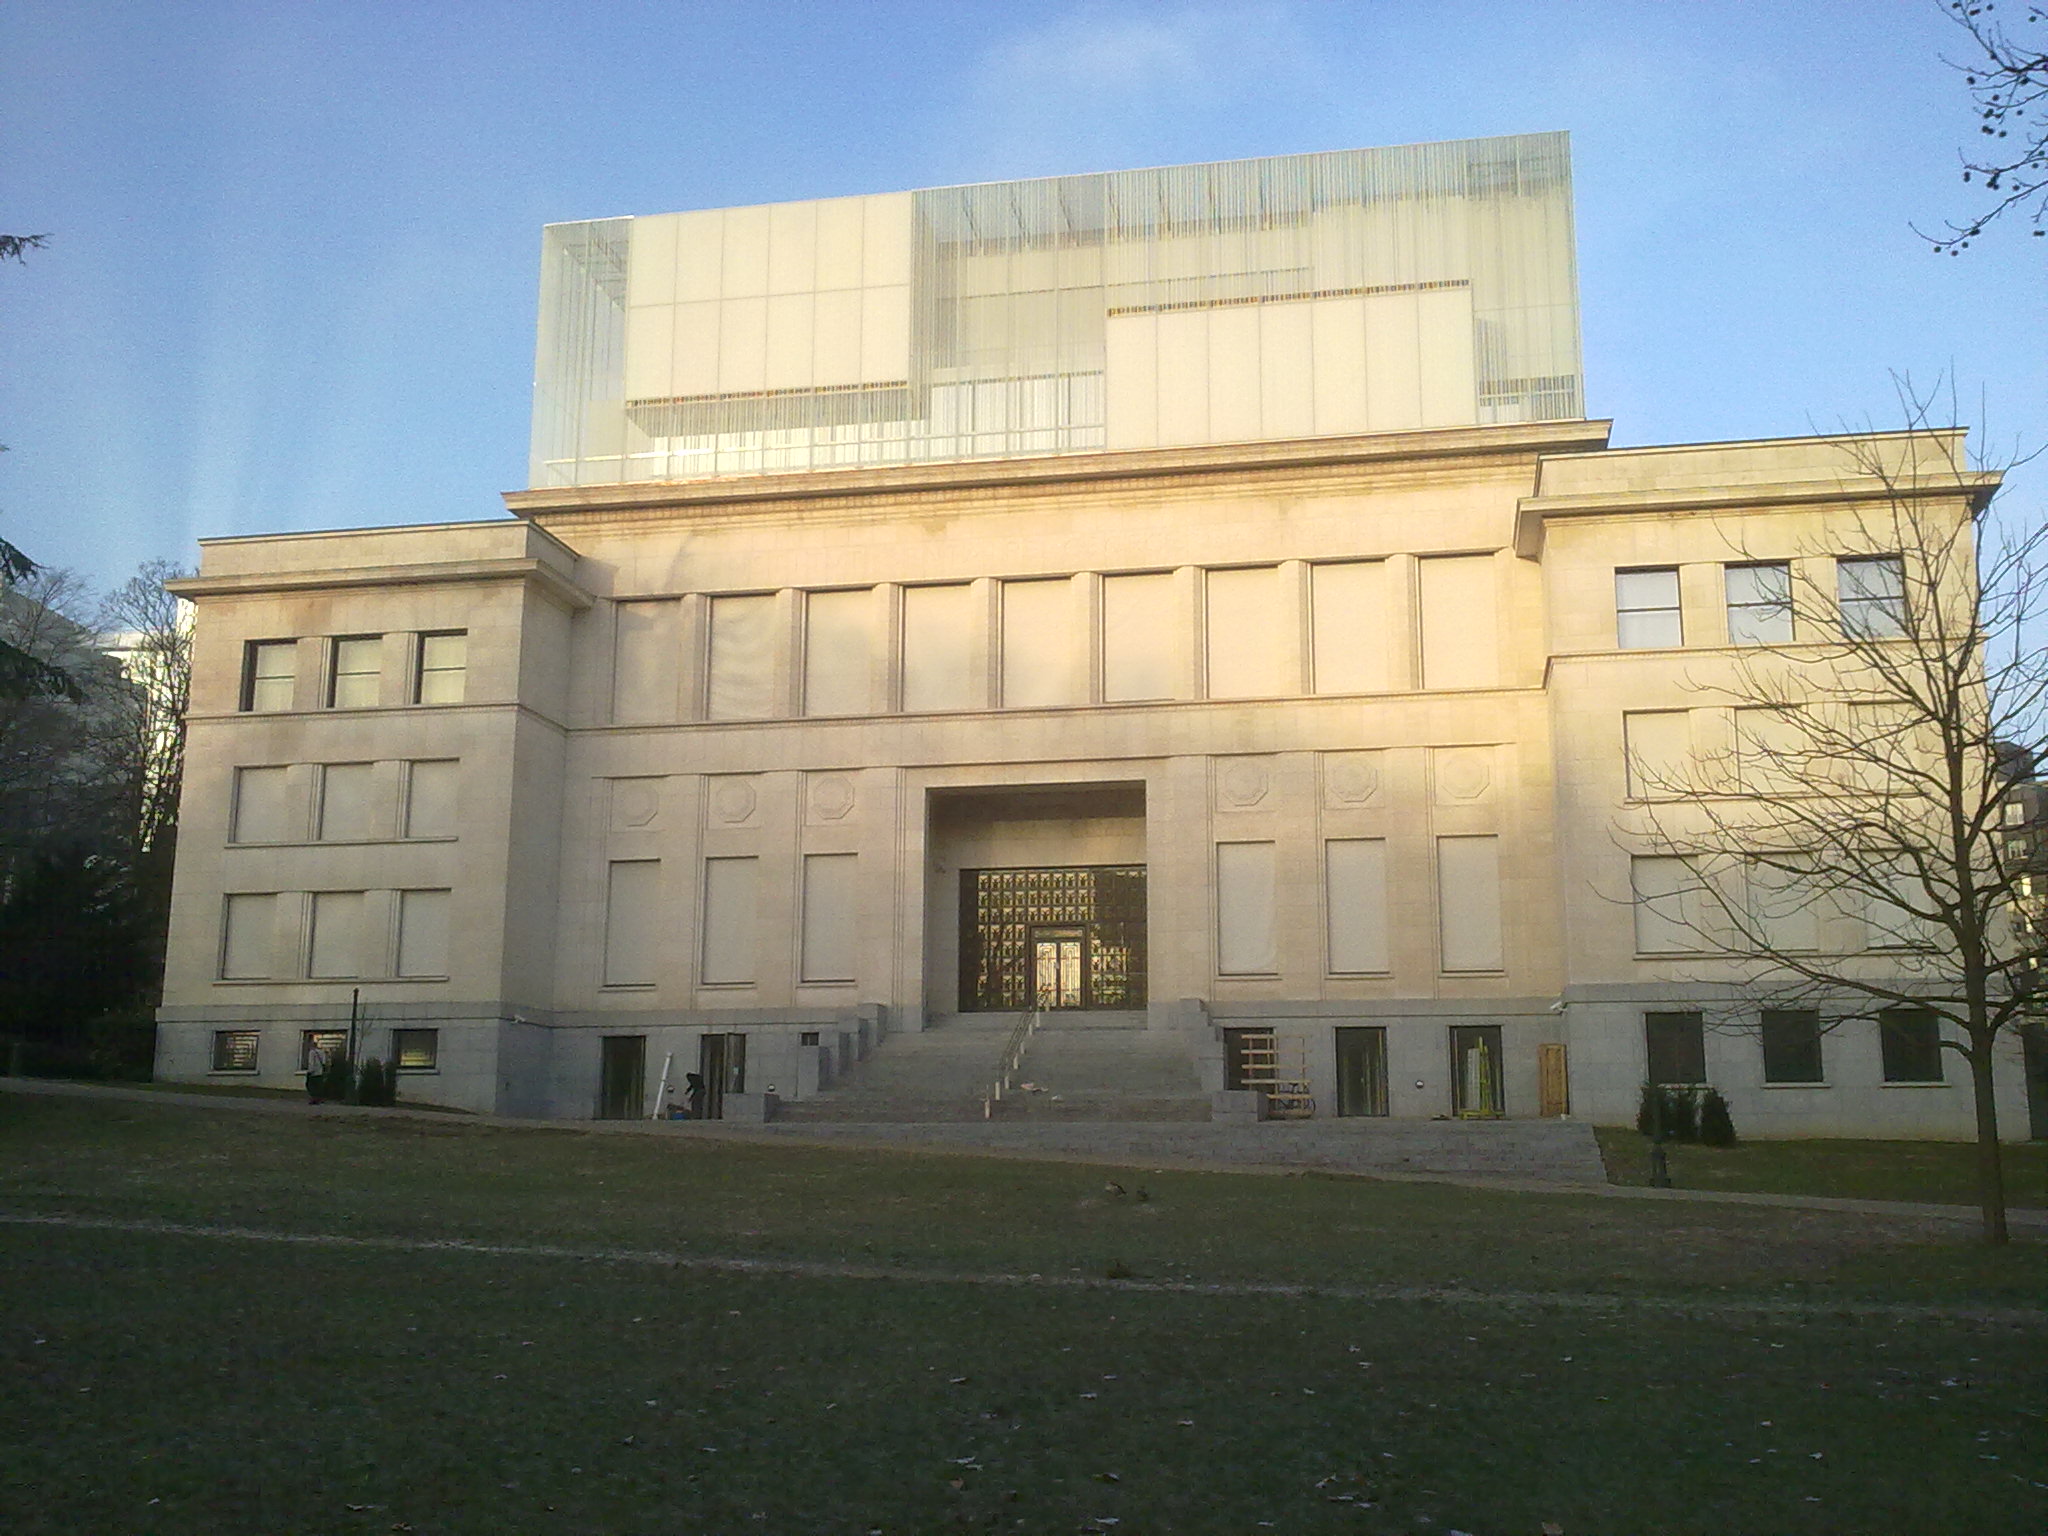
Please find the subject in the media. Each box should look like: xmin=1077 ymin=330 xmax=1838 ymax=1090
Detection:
xmin=329 ymin=637 xmax=381 ymax=708
xmin=1615 ymin=568 xmax=1681 ymax=649
xmin=1760 ymin=1009 xmax=1822 ymax=1084
xmin=1725 ymin=563 xmax=1792 ymax=645
xmin=245 ymin=641 xmax=295 ymax=711
xmin=417 ymin=632 xmax=467 ymax=704
xmin=1840 ymin=556 xmax=1906 ymax=638
xmin=707 ymin=595 xmax=778 ymax=720
xmin=1645 ymin=1011 xmax=1706 ymax=1084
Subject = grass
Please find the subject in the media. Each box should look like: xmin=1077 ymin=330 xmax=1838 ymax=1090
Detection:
xmin=1 ymin=1094 xmax=2044 ymax=1534
xmin=1597 ymin=1127 xmax=2048 ymax=1209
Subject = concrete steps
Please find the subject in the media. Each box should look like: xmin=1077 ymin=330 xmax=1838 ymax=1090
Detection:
xmin=998 ymin=1014 xmax=1207 ymax=1121
xmin=776 ymin=1014 xmax=1023 ymax=1123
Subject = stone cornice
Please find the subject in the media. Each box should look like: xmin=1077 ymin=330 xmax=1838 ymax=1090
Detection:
xmin=168 ymin=556 xmax=594 ymax=611
xmin=1513 ymin=471 xmax=2002 ymax=559
xmin=502 ymin=420 xmax=1616 ymax=523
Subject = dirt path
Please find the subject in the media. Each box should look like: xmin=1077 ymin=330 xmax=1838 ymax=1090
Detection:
xmin=3 ymin=1208 xmax=2042 ymax=1328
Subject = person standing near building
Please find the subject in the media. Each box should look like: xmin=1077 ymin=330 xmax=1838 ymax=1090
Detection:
xmin=305 ymin=1040 xmax=331 ymax=1104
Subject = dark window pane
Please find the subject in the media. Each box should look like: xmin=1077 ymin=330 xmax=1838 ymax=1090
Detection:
xmin=1645 ymin=1011 xmax=1706 ymax=1084
xmin=1760 ymin=1009 xmax=1823 ymax=1083
xmin=1879 ymin=1008 xmax=1943 ymax=1083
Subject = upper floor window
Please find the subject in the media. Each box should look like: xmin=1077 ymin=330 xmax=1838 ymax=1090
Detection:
xmin=1615 ymin=567 xmax=1681 ymax=649
xmin=241 ymin=640 xmax=295 ymax=712
xmin=1724 ymin=562 xmax=1792 ymax=645
xmin=327 ymin=636 xmax=381 ymax=708
xmin=415 ymin=631 xmax=467 ymax=704
xmin=1839 ymin=556 xmax=1906 ymax=638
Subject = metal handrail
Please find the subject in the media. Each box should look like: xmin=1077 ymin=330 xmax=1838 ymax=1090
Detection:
xmin=982 ymin=1008 xmax=1042 ymax=1119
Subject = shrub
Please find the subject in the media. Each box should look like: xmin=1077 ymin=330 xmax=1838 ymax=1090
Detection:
xmin=1699 ymin=1087 xmax=1737 ymax=1147
xmin=1636 ymin=1084 xmax=1701 ymax=1142
xmin=355 ymin=1058 xmax=395 ymax=1107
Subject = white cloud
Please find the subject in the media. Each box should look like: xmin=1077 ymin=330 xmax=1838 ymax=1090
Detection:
xmin=957 ymin=4 xmax=1330 ymax=174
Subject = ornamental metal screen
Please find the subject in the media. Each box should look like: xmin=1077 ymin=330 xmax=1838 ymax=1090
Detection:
xmin=959 ymin=866 xmax=1146 ymax=1012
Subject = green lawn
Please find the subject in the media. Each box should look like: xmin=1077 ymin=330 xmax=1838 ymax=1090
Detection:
xmin=1597 ymin=1127 xmax=2048 ymax=1208
xmin=1 ymin=1095 xmax=2043 ymax=1535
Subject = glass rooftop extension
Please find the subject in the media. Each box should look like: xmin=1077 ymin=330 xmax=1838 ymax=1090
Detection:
xmin=530 ymin=133 xmax=1582 ymax=488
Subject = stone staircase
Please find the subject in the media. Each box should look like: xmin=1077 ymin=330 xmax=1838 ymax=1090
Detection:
xmin=995 ymin=1011 xmax=1208 ymax=1121
xmin=775 ymin=1013 xmax=1025 ymax=1122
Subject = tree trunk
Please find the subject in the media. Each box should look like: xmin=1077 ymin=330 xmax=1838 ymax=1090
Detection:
xmin=1967 ymin=1041 xmax=2009 ymax=1245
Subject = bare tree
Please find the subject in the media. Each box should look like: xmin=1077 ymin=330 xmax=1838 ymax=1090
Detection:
xmin=1926 ymin=1 xmax=2048 ymax=251
xmin=1621 ymin=404 xmax=2043 ymax=1243
xmin=95 ymin=561 xmax=193 ymax=858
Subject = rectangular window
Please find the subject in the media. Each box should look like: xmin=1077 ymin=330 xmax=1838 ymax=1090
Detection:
xmin=415 ymin=631 xmax=467 ymax=704
xmin=1205 ymin=566 xmax=1287 ymax=699
xmin=802 ymin=588 xmax=874 ymax=716
xmin=902 ymin=583 xmax=979 ymax=712
xmin=1437 ymin=834 xmax=1503 ymax=972
xmin=1215 ymin=841 xmax=1277 ymax=975
xmin=300 ymin=1029 xmax=346 ymax=1072
xmin=1000 ymin=578 xmax=1076 ymax=709
xmin=1325 ymin=838 xmax=1389 ymax=975
xmin=1623 ymin=710 xmax=1690 ymax=799
xmin=1310 ymin=560 xmax=1385 ymax=694
xmin=1879 ymin=1007 xmax=1944 ymax=1083
xmin=1760 ymin=1009 xmax=1823 ymax=1084
xmin=799 ymin=852 xmax=858 ymax=983
xmin=1839 ymin=555 xmax=1906 ymax=639
xmin=602 ymin=859 xmax=660 ymax=988
xmin=307 ymin=891 xmax=365 ymax=979
xmin=1631 ymin=855 xmax=1704 ymax=954
xmin=1616 ymin=567 xmax=1682 ymax=649
xmin=231 ymin=765 xmax=295 ymax=844
xmin=1418 ymin=555 xmax=1498 ymax=689
xmin=707 ymin=594 xmax=778 ymax=720
xmin=317 ymin=763 xmax=377 ymax=842
xmin=211 ymin=1030 xmax=261 ymax=1072
xmin=1725 ymin=562 xmax=1792 ymax=645
xmin=242 ymin=640 xmax=296 ymax=712
xmin=403 ymin=759 xmax=458 ymax=839
xmin=1102 ymin=572 xmax=1177 ymax=702
xmin=396 ymin=890 xmax=451 ymax=979
xmin=220 ymin=893 xmax=277 ymax=980
xmin=328 ymin=636 xmax=381 ymax=708
xmin=391 ymin=1028 xmax=439 ymax=1072
xmin=1645 ymin=1011 xmax=1706 ymax=1085
xmin=701 ymin=856 xmax=761 ymax=985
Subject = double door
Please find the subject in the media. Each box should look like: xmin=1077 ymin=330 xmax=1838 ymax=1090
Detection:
xmin=1030 ymin=927 xmax=1087 ymax=1010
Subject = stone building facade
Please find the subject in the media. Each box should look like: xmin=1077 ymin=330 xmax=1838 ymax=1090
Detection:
xmin=153 ymin=138 xmax=2036 ymax=1136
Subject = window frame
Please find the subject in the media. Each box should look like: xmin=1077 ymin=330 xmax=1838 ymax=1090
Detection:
xmin=299 ymin=1029 xmax=347 ymax=1073
xmin=326 ymin=635 xmax=382 ymax=709
xmin=1644 ymin=1010 xmax=1707 ymax=1085
xmin=414 ymin=630 xmax=467 ymax=705
xmin=1615 ymin=566 xmax=1682 ymax=650
xmin=1878 ymin=1006 xmax=1945 ymax=1084
xmin=1724 ymin=561 xmax=1793 ymax=645
xmin=1838 ymin=555 xmax=1907 ymax=639
xmin=1759 ymin=1009 xmax=1824 ymax=1085
xmin=241 ymin=640 xmax=296 ymax=712
xmin=391 ymin=1028 xmax=440 ymax=1072
xmin=211 ymin=1029 xmax=261 ymax=1073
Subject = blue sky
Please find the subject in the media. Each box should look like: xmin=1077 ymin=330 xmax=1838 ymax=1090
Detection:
xmin=1 ymin=0 xmax=2040 ymax=594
